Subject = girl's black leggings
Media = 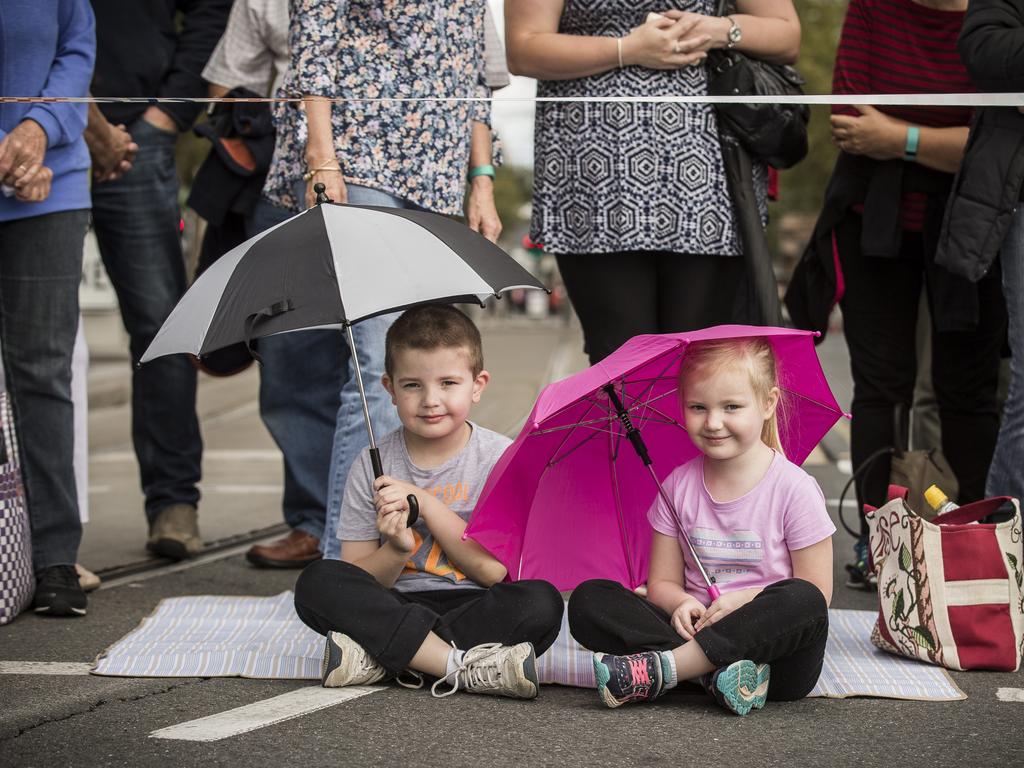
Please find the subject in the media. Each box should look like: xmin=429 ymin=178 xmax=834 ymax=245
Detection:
xmin=568 ymin=577 xmax=829 ymax=701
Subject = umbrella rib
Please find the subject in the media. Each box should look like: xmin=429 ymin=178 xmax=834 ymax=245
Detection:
xmin=546 ymin=427 xmax=607 ymax=468
xmin=627 ymin=352 xmax=685 ymax=431
xmin=530 ymin=415 xmax=618 ymax=436
xmin=629 ymin=388 xmax=681 ymax=430
xmin=537 ymin=374 xmax=673 ymax=426
xmin=780 ymin=386 xmax=845 ymax=415
xmin=542 ymin=396 xmax=609 ymax=470
xmin=638 ymin=404 xmax=689 ymax=433
xmin=630 ymin=353 xmax=683 ymax=410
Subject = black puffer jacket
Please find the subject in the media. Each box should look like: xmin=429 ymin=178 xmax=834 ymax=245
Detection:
xmin=936 ymin=0 xmax=1024 ymax=281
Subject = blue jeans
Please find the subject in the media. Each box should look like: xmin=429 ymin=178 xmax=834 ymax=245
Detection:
xmin=247 ymin=184 xmax=405 ymax=545
xmin=0 ymin=209 xmax=88 ymax=571
xmin=91 ymin=118 xmax=202 ymax=522
xmin=987 ymin=208 xmax=1024 ymax=502
xmin=246 ymin=197 xmax=344 ymax=538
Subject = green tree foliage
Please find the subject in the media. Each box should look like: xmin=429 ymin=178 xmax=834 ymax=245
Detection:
xmin=491 ymin=166 xmax=534 ymax=232
xmin=775 ymin=0 xmax=848 ymax=214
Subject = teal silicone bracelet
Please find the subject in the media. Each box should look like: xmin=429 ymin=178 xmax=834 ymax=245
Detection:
xmin=904 ymin=126 xmax=920 ymax=162
xmin=468 ymin=164 xmax=496 ymax=180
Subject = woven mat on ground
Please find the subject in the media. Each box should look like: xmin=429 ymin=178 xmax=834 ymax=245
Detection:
xmin=91 ymin=592 xmax=965 ymax=701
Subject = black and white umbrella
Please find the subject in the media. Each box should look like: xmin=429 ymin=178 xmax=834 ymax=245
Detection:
xmin=142 ymin=198 xmax=547 ymax=523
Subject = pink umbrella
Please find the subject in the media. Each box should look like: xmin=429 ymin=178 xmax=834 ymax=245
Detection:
xmin=464 ymin=325 xmax=847 ymax=592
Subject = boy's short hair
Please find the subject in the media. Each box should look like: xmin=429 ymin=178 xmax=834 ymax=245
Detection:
xmin=385 ymin=304 xmax=484 ymax=378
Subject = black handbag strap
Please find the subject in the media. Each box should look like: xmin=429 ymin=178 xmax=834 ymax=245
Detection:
xmin=892 ymin=402 xmax=908 ymax=457
xmin=714 ymin=0 xmax=730 ymax=18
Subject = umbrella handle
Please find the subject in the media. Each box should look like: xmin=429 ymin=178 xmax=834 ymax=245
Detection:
xmin=370 ymin=447 xmax=419 ymax=527
xmin=406 ymin=496 xmax=420 ymax=527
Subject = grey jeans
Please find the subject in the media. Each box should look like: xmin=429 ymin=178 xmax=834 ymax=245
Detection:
xmin=0 ymin=209 xmax=88 ymax=572
xmin=987 ymin=208 xmax=1024 ymax=502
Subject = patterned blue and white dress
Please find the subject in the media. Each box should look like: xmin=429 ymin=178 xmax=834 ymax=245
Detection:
xmin=265 ymin=0 xmax=494 ymax=215
xmin=530 ymin=0 xmax=767 ymax=256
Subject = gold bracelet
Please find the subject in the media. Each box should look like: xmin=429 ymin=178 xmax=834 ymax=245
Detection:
xmin=302 ymin=162 xmax=343 ymax=182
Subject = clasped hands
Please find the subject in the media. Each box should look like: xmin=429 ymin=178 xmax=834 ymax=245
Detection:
xmin=670 ymin=588 xmax=760 ymax=641
xmin=623 ymin=10 xmax=732 ymax=70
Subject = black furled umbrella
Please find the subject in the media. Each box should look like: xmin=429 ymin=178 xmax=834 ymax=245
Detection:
xmin=719 ymin=133 xmax=785 ymax=327
xmin=142 ymin=193 xmax=546 ymax=523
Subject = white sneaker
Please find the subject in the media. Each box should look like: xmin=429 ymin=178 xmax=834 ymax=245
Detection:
xmin=430 ymin=642 xmax=539 ymax=700
xmin=321 ymin=632 xmax=388 ymax=688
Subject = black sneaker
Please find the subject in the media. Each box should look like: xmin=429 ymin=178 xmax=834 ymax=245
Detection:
xmin=844 ymin=536 xmax=877 ymax=591
xmin=33 ymin=565 xmax=88 ymax=617
xmin=593 ymin=651 xmax=669 ymax=708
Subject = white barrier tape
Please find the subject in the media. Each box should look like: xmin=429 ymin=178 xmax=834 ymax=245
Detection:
xmin=1 ymin=92 xmax=1022 ymax=107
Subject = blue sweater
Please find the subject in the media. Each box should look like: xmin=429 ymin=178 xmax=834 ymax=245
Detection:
xmin=0 ymin=0 xmax=95 ymax=222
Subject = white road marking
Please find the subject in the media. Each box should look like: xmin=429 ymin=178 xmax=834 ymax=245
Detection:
xmin=200 ymin=484 xmax=283 ymax=495
xmin=996 ymin=688 xmax=1024 ymax=702
xmin=0 ymin=661 xmax=93 ymax=675
xmin=89 ymin=483 xmax=282 ymax=496
xmin=149 ymin=685 xmax=385 ymax=742
xmin=837 ymin=458 xmax=853 ymax=476
xmin=92 ymin=449 xmax=280 ymax=463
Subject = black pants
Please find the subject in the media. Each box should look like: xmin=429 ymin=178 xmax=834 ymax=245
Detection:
xmin=556 ymin=251 xmax=746 ymax=364
xmin=568 ymin=578 xmax=829 ymax=701
xmin=837 ymin=215 xmax=1006 ymax=530
xmin=294 ymin=560 xmax=565 ymax=675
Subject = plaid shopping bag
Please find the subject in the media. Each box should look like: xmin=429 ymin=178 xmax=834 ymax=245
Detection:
xmin=866 ymin=486 xmax=1024 ymax=671
xmin=0 ymin=389 xmax=33 ymax=625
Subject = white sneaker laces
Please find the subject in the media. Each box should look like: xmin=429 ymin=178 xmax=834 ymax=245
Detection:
xmin=396 ymin=670 xmax=425 ymax=689
xmin=429 ymin=643 xmax=504 ymax=698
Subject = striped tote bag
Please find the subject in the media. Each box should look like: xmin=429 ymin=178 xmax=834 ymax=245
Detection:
xmin=0 ymin=376 xmax=33 ymax=625
xmin=866 ymin=486 xmax=1024 ymax=671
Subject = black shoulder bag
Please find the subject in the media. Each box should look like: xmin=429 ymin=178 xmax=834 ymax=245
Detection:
xmin=705 ymin=0 xmax=810 ymax=169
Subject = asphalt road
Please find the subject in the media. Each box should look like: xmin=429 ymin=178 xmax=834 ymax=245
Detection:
xmin=2 ymin=320 xmax=1022 ymax=767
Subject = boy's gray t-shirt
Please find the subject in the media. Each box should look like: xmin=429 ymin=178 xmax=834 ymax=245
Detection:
xmin=339 ymin=422 xmax=512 ymax=593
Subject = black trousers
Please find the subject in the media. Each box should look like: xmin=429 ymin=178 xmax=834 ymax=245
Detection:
xmin=294 ymin=560 xmax=565 ymax=675
xmin=568 ymin=578 xmax=829 ymax=701
xmin=836 ymin=215 xmax=1006 ymax=530
xmin=556 ymin=251 xmax=746 ymax=364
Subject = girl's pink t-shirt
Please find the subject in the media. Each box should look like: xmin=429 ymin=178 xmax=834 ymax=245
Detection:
xmin=648 ymin=452 xmax=835 ymax=607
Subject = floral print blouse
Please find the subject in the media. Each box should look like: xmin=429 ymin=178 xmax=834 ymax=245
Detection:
xmin=264 ymin=0 xmax=494 ymax=215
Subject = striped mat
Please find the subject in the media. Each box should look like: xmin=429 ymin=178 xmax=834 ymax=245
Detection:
xmin=91 ymin=592 xmax=964 ymax=700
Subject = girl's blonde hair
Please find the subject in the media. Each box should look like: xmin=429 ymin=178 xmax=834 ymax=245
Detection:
xmin=678 ymin=337 xmax=784 ymax=454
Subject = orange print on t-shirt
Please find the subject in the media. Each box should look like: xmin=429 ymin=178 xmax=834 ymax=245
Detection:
xmin=400 ymin=482 xmax=473 ymax=582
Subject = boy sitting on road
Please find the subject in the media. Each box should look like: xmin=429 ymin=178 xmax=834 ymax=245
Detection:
xmin=294 ymin=304 xmax=563 ymax=699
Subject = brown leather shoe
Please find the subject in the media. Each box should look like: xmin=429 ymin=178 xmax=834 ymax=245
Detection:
xmin=246 ymin=529 xmax=322 ymax=569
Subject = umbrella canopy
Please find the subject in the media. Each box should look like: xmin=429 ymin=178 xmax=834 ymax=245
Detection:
xmin=464 ymin=325 xmax=846 ymax=592
xmin=141 ymin=203 xmax=545 ymax=362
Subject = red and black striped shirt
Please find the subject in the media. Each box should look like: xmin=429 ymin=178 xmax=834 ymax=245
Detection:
xmin=831 ymin=0 xmax=974 ymax=229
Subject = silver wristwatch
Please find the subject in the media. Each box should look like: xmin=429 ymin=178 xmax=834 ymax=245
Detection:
xmin=726 ymin=16 xmax=742 ymax=48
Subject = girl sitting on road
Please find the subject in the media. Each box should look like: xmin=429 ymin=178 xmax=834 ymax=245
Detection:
xmin=568 ymin=337 xmax=835 ymax=715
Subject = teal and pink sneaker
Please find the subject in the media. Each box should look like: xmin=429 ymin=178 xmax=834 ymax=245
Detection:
xmin=703 ymin=660 xmax=770 ymax=715
xmin=593 ymin=651 xmax=671 ymax=708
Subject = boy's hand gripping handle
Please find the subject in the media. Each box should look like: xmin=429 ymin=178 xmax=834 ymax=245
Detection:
xmin=371 ymin=447 xmax=419 ymax=526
